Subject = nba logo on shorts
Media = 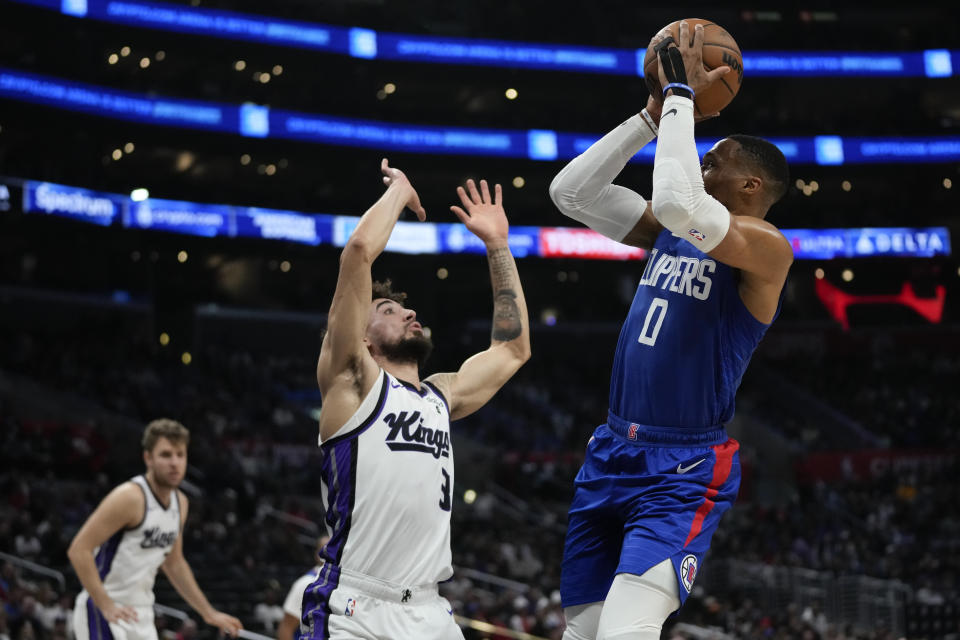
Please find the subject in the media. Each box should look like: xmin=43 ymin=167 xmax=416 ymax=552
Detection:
xmin=679 ymin=554 xmax=698 ymax=593
xmin=344 ymin=598 xmax=356 ymax=617
xmin=627 ymin=423 xmax=639 ymax=440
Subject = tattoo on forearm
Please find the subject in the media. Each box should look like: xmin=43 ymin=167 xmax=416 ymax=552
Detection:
xmin=488 ymin=247 xmax=523 ymax=341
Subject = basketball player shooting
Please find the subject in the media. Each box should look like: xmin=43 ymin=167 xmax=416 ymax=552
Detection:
xmin=67 ymin=419 xmax=243 ymax=640
xmin=549 ymin=22 xmax=794 ymax=639
xmin=302 ymin=159 xmax=530 ymax=640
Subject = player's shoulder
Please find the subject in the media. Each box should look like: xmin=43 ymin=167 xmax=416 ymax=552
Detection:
xmin=110 ymin=479 xmax=148 ymax=505
xmin=175 ymin=488 xmax=189 ymax=513
xmin=734 ymin=215 xmax=793 ymax=260
xmin=91 ymin=480 xmax=146 ymax=528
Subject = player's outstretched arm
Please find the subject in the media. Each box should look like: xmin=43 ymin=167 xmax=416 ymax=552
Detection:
xmin=426 ymin=179 xmax=530 ymax=421
xmin=67 ymin=483 xmax=143 ymax=624
xmin=161 ymin=493 xmax=242 ymax=637
xmin=316 ymin=159 xmax=426 ymax=398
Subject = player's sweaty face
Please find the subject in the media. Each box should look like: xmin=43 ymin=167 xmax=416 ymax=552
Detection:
xmin=146 ymin=437 xmax=187 ymax=487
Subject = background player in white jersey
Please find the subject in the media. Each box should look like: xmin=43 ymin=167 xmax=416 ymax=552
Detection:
xmin=68 ymin=419 xmax=242 ymax=640
xmin=549 ymin=23 xmax=793 ymax=640
xmin=302 ymin=159 xmax=530 ymax=640
xmin=277 ymin=535 xmax=329 ymax=640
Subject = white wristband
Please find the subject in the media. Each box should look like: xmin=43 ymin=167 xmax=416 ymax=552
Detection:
xmin=639 ymin=109 xmax=659 ymax=138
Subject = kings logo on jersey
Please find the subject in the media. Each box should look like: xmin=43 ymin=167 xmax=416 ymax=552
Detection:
xmin=383 ymin=410 xmax=450 ymax=459
xmin=140 ymin=527 xmax=177 ymax=549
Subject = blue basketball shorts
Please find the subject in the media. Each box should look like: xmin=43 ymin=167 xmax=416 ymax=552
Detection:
xmin=560 ymin=423 xmax=741 ymax=610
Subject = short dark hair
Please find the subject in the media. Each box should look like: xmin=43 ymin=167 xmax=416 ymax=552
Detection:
xmin=142 ymin=419 xmax=189 ymax=452
xmin=372 ymin=279 xmax=407 ymax=305
xmin=727 ymin=134 xmax=790 ymax=205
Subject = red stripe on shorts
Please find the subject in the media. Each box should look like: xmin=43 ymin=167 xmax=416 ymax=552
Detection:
xmin=683 ymin=439 xmax=739 ymax=548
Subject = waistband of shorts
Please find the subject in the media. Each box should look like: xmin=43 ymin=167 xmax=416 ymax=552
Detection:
xmin=606 ymin=411 xmax=728 ymax=446
xmin=334 ymin=566 xmax=439 ymax=604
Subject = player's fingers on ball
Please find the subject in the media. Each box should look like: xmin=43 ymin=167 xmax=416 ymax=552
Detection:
xmin=678 ymin=21 xmax=689 ymax=48
xmin=479 ymin=179 xmax=491 ymax=203
xmin=706 ymin=65 xmax=731 ymax=82
xmin=692 ymin=23 xmax=705 ymax=51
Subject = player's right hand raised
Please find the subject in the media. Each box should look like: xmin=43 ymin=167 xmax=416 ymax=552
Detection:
xmin=380 ymin=158 xmax=426 ymax=221
xmin=654 ymin=22 xmax=730 ymax=102
xmin=100 ymin=600 xmax=139 ymax=624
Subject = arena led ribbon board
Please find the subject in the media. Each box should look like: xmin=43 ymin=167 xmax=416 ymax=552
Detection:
xmin=3 ymin=68 xmax=960 ymax=165
xmin=10 ymin=0 xmax=959 ymax=78
xmin=15 ymin=178 xmax=952 ymax=261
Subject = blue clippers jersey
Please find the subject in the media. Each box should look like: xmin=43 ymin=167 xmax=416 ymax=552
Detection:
xmin=609 ymin=230 xmax=778 ymax=429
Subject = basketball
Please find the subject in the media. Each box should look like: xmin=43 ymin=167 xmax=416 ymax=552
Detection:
xmin=643 ymin=18 xmax=743 ymax=116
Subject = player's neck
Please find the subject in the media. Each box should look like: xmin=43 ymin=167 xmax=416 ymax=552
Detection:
xmin=375 ymin=357 xmax=421 ymax=389
xmin=144 ymin=471 xmax=174 ymax=506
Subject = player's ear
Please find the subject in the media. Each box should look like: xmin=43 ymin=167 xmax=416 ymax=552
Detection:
xmin=742 ymin=176 xmax=762 ymax=195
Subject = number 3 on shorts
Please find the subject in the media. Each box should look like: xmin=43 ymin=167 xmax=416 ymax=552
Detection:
xmin=638 ymin=297 xmax=668 ymax=346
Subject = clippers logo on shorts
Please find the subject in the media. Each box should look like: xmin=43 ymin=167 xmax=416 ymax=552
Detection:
xmin=627 ymin=423 xmax=640 ymax=440
xmin=140 ymin=527 xmax=177 ymax=549
xmin=679 ymin=554 xmax=698 ymax=593
xmin=344 ymin=598 xmax=356 ymax=617
xmin=383 ymin=410 xmax=451 ymax=459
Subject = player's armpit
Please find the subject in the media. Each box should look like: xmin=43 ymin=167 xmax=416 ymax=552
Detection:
xmin=620 ymin=203 xmax=665 ymax=249
xmin=426 ymin=343 xmax=527 ymax=421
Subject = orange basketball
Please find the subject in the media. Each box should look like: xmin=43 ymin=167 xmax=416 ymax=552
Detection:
xmin=643 ymin=18 xmax=743 ymax=116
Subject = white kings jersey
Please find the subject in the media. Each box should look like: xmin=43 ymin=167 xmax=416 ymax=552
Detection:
xmin=88 ymin=475 xmax=181 ymax=606
xmin=317 ymin=369 xmax=453 ymax=586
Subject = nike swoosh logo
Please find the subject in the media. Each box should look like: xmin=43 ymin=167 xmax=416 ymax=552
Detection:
xmin=389 ymin=381 xmax=405 ymax=389
xmin=447 ymin=609 xmax=453 ymax=615
xmin=677 ymin=459 xmax=706 ymax=474
xmin=662 ymin=108 xmax=678 ymax=119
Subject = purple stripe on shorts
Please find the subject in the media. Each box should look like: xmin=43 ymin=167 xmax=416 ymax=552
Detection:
xmin=300 ymin=562 xmax=342 ymax=640
xmin=86 ymin=597 xmax=114 ymax=640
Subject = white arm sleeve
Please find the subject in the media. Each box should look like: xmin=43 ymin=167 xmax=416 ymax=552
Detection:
xmin=651 ymin=95 xmax=730 ymax=252
xmin=548 ymin=113 xmax=657 ymax=242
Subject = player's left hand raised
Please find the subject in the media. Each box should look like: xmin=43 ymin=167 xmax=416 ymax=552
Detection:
xmin=204 ymin=610 xmax=243 ymax=637
xmin=451 ymin=179 xmax=508 ymax=244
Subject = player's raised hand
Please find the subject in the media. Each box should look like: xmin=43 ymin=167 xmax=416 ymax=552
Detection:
xmin=380 ymin=158 xmax=426 ymax=221
xmin=204 ymin=610 xmax=243 ymax=637
xmin=654 ymin=22 xmax=730 ymax=101
xmin=451 ymin=179 xmax=508 ymax=244
xmin=100 ymin=600 xmax=139 ymax=624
